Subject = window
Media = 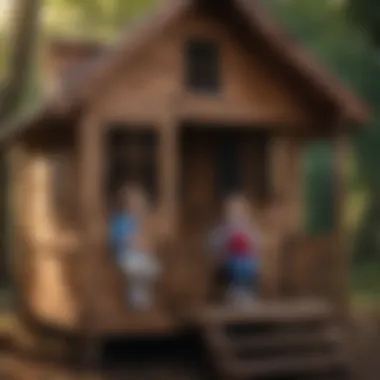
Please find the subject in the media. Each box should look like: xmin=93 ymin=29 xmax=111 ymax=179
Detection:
xmin=50 ymin=149 xmax=77 ymax=225
xmin=215 ymin=134 xmax=242 ymax=197
xmin=185 ymin=38 xmax=220 ymax=93
xmin=214 ymin=131 xmax=271 ymax=200
xmin=250 ymin=133 xmax=270 ymax=201
xmin=106 ymin=129 xmax=157 ymax=208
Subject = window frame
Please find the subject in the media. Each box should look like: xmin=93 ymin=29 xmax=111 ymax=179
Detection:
xmin=105 ymin=127 xmax=159 ymax=209
xmin=184 ymin=37 xmax=221 ymax=94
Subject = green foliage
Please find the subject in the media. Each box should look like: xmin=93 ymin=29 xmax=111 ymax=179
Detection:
xmin=303 ymin=142 xmax=335 ymax=236
xmin=347 ymin=0 xmax=380 ymax=46
xmin=43 ymin=0 xmax=158 ymax=40
xmin=266 ymin=1 xmax=380 ymax=287
xmin=0 ymin=34 xmax=9 ymax=78
xmin=263 ymin=0 xmax=358 ymax=236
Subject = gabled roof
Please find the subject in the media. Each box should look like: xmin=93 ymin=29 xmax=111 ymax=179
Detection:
xmin=0 ymin=0 xmax=370 ymax=145
xmin=236 ymin=0 xmax=369 ymax=124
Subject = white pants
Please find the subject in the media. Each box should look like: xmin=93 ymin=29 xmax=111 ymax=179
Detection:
xmin=128 ymin=280 xmax=155 ymax=311
xmin=226 ymin=285 xmax=257 ymax=309
xmin=121 ymin=250 xmax=161 ymax=311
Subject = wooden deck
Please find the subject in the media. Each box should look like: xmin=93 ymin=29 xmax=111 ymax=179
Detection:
xmin=92 ymin=309 xmax=180 ymax=336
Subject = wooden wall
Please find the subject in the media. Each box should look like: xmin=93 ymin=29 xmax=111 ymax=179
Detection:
xmin=280 ymin=234 xmax=335 ymax=300
xmin=76 ymin=112 xmax=180 ymax=334
xmin=92 ymin=7 xmax=313 ymax=129
xmin=41 ymin=40 xmax=102 ymax=96
xmin=258 ymin=136 xmax=304 ymax=298
xmin=10 ymin=137 xmax=80 ymax=329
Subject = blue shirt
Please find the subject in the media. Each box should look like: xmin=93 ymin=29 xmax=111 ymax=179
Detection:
xmin=110 ymin=212 xmax=138 ymax=261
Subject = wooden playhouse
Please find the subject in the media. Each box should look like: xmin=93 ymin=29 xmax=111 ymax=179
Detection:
xmin=2 ymin=0 xmax=369 ymax=377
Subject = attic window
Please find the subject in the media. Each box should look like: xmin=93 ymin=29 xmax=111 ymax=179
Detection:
xmin=185 ymin=38 xmax=220 ymax=93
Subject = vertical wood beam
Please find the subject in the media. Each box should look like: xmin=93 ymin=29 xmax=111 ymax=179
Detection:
xmin=288 ymin=139 xmax=304 ymax=236
xmin=159 ymin=112 xmax=179 ymax=240
xmin=9 ymin=143 xmax=31 ymax=319
xmin=333 ymin=132 xmax=350 ymax=319
xmin=78 ymin=111 xmax=104 ymax=366
xmin=265 ymin=136 xmax=288 ymax=299
xmin=266 ymin=136 xmax=303 ymax=299
xmin=158 ymin=107 xmax=180 ymax=306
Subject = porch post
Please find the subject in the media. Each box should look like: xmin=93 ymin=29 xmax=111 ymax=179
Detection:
xmin=78 ymin=111 xmax=104 ymax=365
xmin=333 ymin=131 xmax=350 ymax=319
xmin=158 ymin=106 xmax=182 ymax=306
xmin=266 ymin=135 xmax=304 ymax=299
xmin=266 ymin=136 xmax=289 ymax=299
xmin=159 ymin=111 xmax=179 ymax=240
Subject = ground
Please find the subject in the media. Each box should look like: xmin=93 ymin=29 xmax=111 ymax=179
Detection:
xmin=348 ymin=308 xmax=380 ymax=380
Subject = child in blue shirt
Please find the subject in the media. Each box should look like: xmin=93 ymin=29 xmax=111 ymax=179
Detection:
xmin=110 ymin=186 xmax=138 ymax=266
xmin=109 ymin=184 xmax=162 ymax=310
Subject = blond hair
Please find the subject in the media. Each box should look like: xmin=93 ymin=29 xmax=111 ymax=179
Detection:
xmin=224 ymin=193 xmax=252 ymax=224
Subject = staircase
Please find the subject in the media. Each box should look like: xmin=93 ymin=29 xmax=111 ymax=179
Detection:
xmin=195 ymin=301 xmax=347 ymax=379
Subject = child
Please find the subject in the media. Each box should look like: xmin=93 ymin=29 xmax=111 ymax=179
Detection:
xmin=122 ymin=231 xmax=162 ymax=311
xmin=209 ymin=194 xmax=261 ymax=308
xmin=110 ymin=185 xmax=139 ymax=266
xmin=117 ymin=185 xmax=162 ymax=311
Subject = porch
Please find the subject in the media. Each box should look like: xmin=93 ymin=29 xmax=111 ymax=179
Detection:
xmin=9 ymin=114 xmax=348 ymax=336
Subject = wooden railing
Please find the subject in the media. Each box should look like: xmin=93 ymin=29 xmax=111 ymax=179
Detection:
xmin=279 ymin=234 xmax=335 ymax=300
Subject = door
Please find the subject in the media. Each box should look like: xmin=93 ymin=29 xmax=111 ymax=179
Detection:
xmin=181 ymin=129 xmax=218 ymax=306
xmin=180 ymin=127 xmax=271 ymax=307
xmin=102 ymin=127 xmax=177 ymax=332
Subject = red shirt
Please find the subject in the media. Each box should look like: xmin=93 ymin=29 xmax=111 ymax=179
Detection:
xmin=227 ymin=231 xmax=255 ymax=257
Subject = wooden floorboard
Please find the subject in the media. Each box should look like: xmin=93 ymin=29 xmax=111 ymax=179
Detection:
xmin=233 ymin=352 xmax=346 ymax=378
xmin=191 ymin=299 xmax=333 ymax=325
xmin=231 ymin=327 xmax=341 ymax=352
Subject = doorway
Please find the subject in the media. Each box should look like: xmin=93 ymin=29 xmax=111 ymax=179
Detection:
xmin=179 ymin=125 xmax=271 ymax=306
xmin=104 ymin=126 xmax=166 ymax=320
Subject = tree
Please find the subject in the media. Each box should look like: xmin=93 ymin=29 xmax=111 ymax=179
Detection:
xmin=262 ymin=0 xmax=367 ymax=236
xmin=0 ymin=0 xmax=40 ymax=123
xmin=43 ymin=0 xmax=158 ymax=40
xmin=347 ymin=0 xmax=380 ymax=46
xmin=262 ymin=1 xmax=380 ymax=269
xmin=0 ymin=0 xmax=41 ymax=309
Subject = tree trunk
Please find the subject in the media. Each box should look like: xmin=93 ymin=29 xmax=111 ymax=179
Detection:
xmin=0 ymin=0 xmax=40 ymax=323
xmin=0 ymin=0 xmax=40 ymax=123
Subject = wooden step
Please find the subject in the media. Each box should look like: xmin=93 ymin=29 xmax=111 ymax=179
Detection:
xmin=203 ymin=324 xmax=345 ymax=377
xmin=230 ymin=328 xmax=342 ymax=353
xmin=197 ymin=300 xmax=344 ymax=379
xmin=229 ymin=352 xmax=346 ymax=379
xmin=193 ymin=300 xmax=333 ymax=326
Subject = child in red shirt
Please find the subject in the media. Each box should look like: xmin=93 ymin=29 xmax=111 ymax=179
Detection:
xmin=209 ymin=194 xmax=261 ymax=307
